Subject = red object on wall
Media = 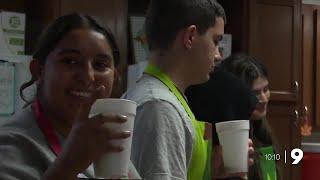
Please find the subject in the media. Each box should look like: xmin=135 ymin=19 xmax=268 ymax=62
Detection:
xmin=302 ymin=152 xmax=320 ymax=180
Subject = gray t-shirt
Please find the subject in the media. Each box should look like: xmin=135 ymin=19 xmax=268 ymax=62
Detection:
xmin=124 ymin=74 xmax=195 ymax=180
xmin=0 ymin=106 xmax=140 ymax=180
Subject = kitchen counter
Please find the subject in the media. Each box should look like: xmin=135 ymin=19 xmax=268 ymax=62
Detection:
xmin=302 ymin=142 xmax=320 ymax=153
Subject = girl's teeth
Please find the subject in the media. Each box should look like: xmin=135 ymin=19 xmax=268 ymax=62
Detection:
xmin=71 ymin=91 xmax=91 ymax=97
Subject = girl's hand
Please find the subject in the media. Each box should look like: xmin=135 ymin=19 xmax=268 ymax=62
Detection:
xmin=212 ymin=139 xmax=255 ymax=180
xmin=43 ymin=86 xmax=131 ymax=179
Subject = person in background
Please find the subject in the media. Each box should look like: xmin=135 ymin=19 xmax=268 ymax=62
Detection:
xmin=0 ymin=13 xmax=140 ymax=180
xmin=221 ymin=54 xmax=278 ymax=180
xmin=187 ymin=53 xmax=278 ymax=180
xmin=186 ymin=61 xmax=258 ymax=179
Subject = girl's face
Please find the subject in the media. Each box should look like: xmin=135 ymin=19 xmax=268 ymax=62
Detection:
xmin=251 ymin=77 xmax=270 ymax=120
xmin=39 ymin=28 xmax=115 ymax=124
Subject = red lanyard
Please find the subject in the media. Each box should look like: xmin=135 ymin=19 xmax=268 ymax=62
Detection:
xmin=32 ymin=100 xmax=62 ymax=156
xmin=31 ymin=100 xmax=134 ymax=178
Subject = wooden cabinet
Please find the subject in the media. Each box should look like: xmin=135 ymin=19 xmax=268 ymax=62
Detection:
xmin=248 ymin=3 xmax=302 ymax=179
xmin=218 ymin=0 xmax=302 ymax=179
xmin=302 ymin=4 xmax=320 ymax=129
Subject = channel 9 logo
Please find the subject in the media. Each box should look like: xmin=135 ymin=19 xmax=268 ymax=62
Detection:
xmin=265 ymin=148 xmax=303 ymax=164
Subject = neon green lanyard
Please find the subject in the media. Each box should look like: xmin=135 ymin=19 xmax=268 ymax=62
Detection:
xmin=144 ymin=64 xmax=195 ymax=119
xmin=144 ymin=64 xmax=208 ymax=180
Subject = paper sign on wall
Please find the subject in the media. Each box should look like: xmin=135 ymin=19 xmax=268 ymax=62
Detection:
xmin=130 ymin=16 xmax=149 ymax=63
xmin=0 ymin=62 xmax=15 ymax=115
xmin=219 ymin=34 xmax=232 ymax=60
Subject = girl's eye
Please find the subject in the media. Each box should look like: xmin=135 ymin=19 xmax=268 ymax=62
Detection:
xmin=254 ymin=90 xmax=260 ymax=96
xmin=62 ymin=58 xmax=77 ymax=65
xmin=93 ymin=60 xmax=111 ymax=71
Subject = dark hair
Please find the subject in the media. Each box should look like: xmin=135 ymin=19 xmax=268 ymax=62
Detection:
xmin=221 ymin=53 xmax=268 ymax=87
xmin=20 ymin=13 xmax=120 ymax=104
xmin=145 ymin=0 xmax=226 ymax=51
xmin=221 ymin=53 xmax=280 ymax=179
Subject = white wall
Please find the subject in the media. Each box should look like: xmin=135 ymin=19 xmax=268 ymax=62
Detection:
xmin=303 ymin=0 xmax=320 ymax=5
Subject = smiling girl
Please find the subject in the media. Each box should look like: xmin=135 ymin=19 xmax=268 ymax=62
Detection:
xmin=0 ymin=13 xmax=140 ymax=180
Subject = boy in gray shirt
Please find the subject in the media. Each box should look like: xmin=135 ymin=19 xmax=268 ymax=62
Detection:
xmin=124 ymin=0 xmax=226 ymax=179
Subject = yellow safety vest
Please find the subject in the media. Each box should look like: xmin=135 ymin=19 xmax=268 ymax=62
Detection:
xmin=144 ymin=64 xmax=209 ymax=180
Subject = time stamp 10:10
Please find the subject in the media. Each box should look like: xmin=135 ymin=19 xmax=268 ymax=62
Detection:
xmin=265 ymin=148 xmax=303 ymax=164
